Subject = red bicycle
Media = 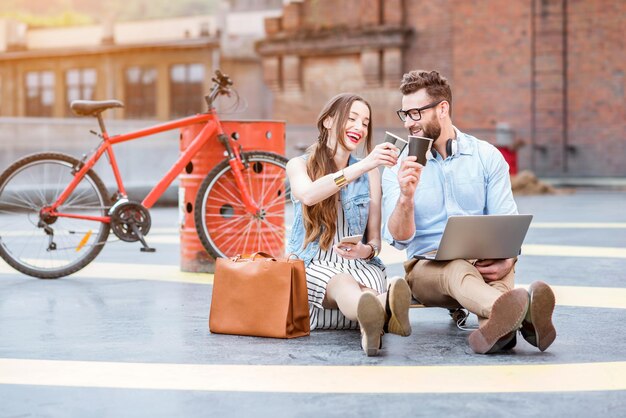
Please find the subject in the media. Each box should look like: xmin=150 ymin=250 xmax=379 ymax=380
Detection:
xmin=0 ymin=70 xmax=290 ymax=278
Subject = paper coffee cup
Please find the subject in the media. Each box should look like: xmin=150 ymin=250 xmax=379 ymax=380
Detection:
xmin=384 ymin=131 xmax=409 ymax=154
xmin=408 ymin=136 xmax=433 ymax=165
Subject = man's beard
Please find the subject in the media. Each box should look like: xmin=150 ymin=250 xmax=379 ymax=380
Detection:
xmin=422 ymin=116 xmax=441 ymax=141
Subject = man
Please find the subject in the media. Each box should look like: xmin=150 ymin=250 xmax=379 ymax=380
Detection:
xmin=382 ymin=70 xmax=557 ymax=354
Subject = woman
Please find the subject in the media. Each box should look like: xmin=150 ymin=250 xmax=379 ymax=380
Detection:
xmin=286 ymin=93 xmax=412 ymax=356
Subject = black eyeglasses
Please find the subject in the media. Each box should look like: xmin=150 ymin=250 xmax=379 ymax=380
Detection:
xmin=396 ymin=100 xmax=444 ymax=122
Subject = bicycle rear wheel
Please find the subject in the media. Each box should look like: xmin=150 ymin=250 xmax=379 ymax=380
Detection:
xmin=0 ymin=152 xmax=111 ymax=278
xmin=194 ymin=151 xmax=290 ymax=259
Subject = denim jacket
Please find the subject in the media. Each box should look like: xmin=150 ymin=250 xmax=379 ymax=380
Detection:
xmin=287 ymin=154 xmax=384 ymax=269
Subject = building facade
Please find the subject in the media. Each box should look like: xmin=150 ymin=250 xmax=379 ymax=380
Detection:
xmin=0 ymin=3 xmax=283 ymax=201
xmin=0 ymin=16 xmax=222 ymax=121
xmin=0 ymin=0 xmax=623 ymax=178
xmin=257 ymin=0 xmax=625 ymax=177
xmin=0 ymin=0 xmax=284 ymax=121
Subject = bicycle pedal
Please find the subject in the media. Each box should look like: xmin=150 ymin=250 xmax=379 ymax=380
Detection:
xmin=140 ymin=247 xmax=156 ymax=253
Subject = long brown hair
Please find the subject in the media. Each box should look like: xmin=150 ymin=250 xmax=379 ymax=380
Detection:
xmin=302 ymin=93 xmax=373 ymax=250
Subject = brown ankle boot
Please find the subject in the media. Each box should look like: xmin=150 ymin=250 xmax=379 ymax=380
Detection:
xmin=357 ymin=292 xmax=385 ymax=356
xmin=468 ymin=288 xmax=529 ymax=354
xmin=520 ymin=281 xmax=557 ymax=351
xmin=384 ymin=277 xmax=412 ymax=337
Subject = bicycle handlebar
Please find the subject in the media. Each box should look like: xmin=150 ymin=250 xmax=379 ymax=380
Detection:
xmin=205 ymin=70 xmax=233 ymax=109
xmin=212 ymin=69 xmax=233 ymax=87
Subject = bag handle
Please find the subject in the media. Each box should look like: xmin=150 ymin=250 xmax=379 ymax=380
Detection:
xmin=250 ymin=251 xmax=277 ymax=261
xmin=231 ymin=252 xmax=299 ymax=262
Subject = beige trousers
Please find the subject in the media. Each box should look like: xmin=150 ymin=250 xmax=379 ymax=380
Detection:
xmin=404 ymin=258 xmax=515 ymax=321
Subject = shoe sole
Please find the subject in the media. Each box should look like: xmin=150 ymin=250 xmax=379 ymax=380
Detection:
xmin=387 ymin=278 xmax=412 ymax=337
xmin=357 ymin=292 xmax=385 ymax=357
xmin=487 ymin=331 xmax=517 ymax=353
xmin=468 ymin=288 xmax=529 ymax=354
xmin=525 ymin=281 xmax=557 ymax=351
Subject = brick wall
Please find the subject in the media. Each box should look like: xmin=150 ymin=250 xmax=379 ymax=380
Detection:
xmin=450 ymin=0 xmax=533 ymax=169
xmin=531 ymin=0 xmax=567 ymax=176
xmin=404 ymin=0 xmax=453 ymax=81
xmin=301 ymin=0 xmax=381 ymax=30
xmin=258 ymin=0 xmax=625 ymax=177
xmin=566 ymin=0 xmax=625 ymax=176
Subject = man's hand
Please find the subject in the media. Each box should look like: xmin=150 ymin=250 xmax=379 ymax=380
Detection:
xmin=398 ymin=156 xmax=423 ymax=199
xmin=475 ymin=258 xmax=516 ymax=282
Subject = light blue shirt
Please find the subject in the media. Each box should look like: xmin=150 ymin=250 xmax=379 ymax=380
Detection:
xmin=382 ymin=128 xmax=518 ymax=257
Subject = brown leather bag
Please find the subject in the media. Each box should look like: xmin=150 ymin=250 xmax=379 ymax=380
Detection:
xmin=209 ymin=252 xmax=310 ymax=338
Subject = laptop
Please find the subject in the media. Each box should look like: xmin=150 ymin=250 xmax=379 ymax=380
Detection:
xmin=413 ymin=214 xmax=533 ymax=261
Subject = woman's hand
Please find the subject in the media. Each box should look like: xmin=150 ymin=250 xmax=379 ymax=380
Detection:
xmin=361 ymin=142 xmax=399 ymax=171
xmin=333 ymin=242 xmax=373 ymax=260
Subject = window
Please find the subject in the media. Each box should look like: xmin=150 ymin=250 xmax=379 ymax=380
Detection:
xmin=124 ymin=66 xmax=157 ymax=119
xmin=169 ymin=63 xmax=205 ymax=118
xmin=25 ymin=71 xmax=55 ymax=117
xmin=65 ymin=68 xmax=97 ymax=116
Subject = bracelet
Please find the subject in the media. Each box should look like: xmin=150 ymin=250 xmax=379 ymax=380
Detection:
xmin=332 ymin=170 xmax=348 ymax=188
xmin=364 ymin=243 xmax=380 ymax=260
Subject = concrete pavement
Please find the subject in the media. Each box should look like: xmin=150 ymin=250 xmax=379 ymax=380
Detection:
xmin=0 ymin=190 xmax=625 ymax=417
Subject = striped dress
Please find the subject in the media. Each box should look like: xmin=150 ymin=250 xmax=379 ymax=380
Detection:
xmin=306 ymin=203 xmax=386 ymax=330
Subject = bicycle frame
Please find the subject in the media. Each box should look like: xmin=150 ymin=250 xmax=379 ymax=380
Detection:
xmin=43 ymin=111 xmax=261 ymax=223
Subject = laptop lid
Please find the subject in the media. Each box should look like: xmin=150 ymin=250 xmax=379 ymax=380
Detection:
xmin=432 ymin=214 xmax=533 ymax=261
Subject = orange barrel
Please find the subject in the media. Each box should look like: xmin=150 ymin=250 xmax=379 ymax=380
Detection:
xmin=179 ymin=123 xmax=224 ymax=273
xmin=221 ymin=120 xmax=285 ymax=155
xmin=179 ymin=120 xmax=285 ymax=273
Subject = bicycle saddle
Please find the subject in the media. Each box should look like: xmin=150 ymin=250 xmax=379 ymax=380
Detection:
xmin=70 ymin=100 xmax=124 ymax=117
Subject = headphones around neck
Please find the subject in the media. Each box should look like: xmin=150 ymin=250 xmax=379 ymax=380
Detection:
xmin=430 ymin=138 xmax=459 ymax=159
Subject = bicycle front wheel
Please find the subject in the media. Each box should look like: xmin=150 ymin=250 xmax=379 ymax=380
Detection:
xmin=0 ymin=152 xmax=111 ymax=278
xmin=195 ymin=151 xmax=290 ymax=259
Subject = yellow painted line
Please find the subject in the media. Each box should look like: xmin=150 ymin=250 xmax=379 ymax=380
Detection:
xmin=0 ymin=358 xmax=624 ymax=393
xmin=0 ymin=260 xmax=214 ymax=285
xmin=379 ymin=243 xmax=409 ymax=264
xmin=531 ymin=222 xmax=626 ymax=229
xmin=147 ymin=228 xmax=180 ymax=234
xmin=144 ymin=222 xmax=626 ymax=247
xmin=554 ymin=286 xmax=626 ymax=309
xmin=515 ymin=284 xmax=626 ymax=310
xmin=149 ymin=223 xmax=626 ymax=234
xmin=2 ymin=259 xmax=625 ymax=309
xmin=379 ymin=243 xmax=626 ymax=265
xmin=521 ymin=244 xmax=626 ymax=259
xmin=379 ymin=246 xmax=626 ymax=309
xmin=75 ymin=262 xmax=215 ymax=285
xmin=145 ymin=234 xmax=180 ymax=244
